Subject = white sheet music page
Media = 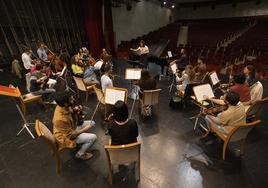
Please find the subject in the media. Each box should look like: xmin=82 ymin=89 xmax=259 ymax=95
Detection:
xmin=105 ymin=88 xmax=126 ymax=105
xmin=126 ymin=69 xmax=141 ymax=80
xmin=193 ymin=84 xmax=215 ymax=102
xmin=170 ymin=63 xmax=177 ymax=74
xmin=210 ymin=72 xmax=220 ymax=85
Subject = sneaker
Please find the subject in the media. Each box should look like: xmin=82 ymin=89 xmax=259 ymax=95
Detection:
xmin=75 ymin=152 xmax=93 ymax=160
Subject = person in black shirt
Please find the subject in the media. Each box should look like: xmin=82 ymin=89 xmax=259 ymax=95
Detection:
xmin=137 ymin=70 xmax=157 ymax=98
xmin=108 ymin=101 xmax=139 ymax=145
xmin=175 ymin=48 xmax=188 ymax=71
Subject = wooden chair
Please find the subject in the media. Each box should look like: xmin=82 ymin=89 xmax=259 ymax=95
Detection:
xmin=35 ymin=119 xmax=62 ymax=174
xmin=91 ymin=86 xmax=107 ymax=120
xmin=104 ymin=142 xmax=141 ymax=185
xmin=9 ymin=85 xmax=44 ymax=115
xmin=140 ymin=89 xmax=162 ymax=116
xmin=209 ymin=120 xmax=261 ymax=160
xmin=245 ymin=97 xmax=268 ymax=122
xmin=73 ymin=76 xmax=95 ymax=102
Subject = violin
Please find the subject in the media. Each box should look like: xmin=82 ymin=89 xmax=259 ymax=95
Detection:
xmin=203 ymin=104 xmax=228 ymax=115
xmin=72 ymin=104 xmax=87 ymax=126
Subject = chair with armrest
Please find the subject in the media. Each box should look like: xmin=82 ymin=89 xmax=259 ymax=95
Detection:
xmin=140 ymin=89 xmax=162 ymax=116
xmin=104 ymin=142 xmax=141 ymax=185
xmin=245 ymin=97 xmax=268 ymax=122
xmin=35 ymin=119 xmax=62 ymax=174
xmin=73 ymin=76 xmax=95 ymax=102
xmin=209 ymin=120 xmax=261 ymax=160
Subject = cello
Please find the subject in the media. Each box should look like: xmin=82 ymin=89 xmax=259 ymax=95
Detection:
xmin=45 ymin=45 xmax=65 ymax=72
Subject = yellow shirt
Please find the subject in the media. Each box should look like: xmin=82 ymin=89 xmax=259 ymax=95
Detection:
xmin=53 ymin=106 xmax=77 ymax=150
xmin=71 ymin=64 xmax=84 ymax=75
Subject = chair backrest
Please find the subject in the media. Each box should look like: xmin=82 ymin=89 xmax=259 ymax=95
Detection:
xmin=73 ymin=76 xmax=86 ymax=91
xmin=228 ymin=120 xmax=261 ymax=142
xmin=142 ymin=89 xmax=161 ymax=106
xmin=93 ymin=86 xmax=105 ymax=104
xmin=104 ymin=142 xmax=141 ymax=165
xmin=35 ymin=120 xmax=58 ymax=153
xmin=246 ymin=97 xmax=268 ymax=118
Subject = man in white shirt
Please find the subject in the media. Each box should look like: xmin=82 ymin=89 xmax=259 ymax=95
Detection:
xmin=21 ymin=49 xmax=34 ymax=71
xmin=37 ymin=42 xmax=48 ymax=62
xmin=243 ymin=81 xmax=263 ymax=111
xmin=101 ymin=63 xmax=113 ymax=92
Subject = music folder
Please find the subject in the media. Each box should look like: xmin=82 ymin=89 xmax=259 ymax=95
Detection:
xmin=125 ymin=68 xmax=142 ymax=80
xmin=104 ymin=87 xmax=128 ymax=105
xmin=193 ymin=84 xmax=214 ymax=102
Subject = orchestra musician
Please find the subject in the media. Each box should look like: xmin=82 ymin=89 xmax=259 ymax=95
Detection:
xmin=137 ymin=70 xmax=157 ymax=116
xmin=204 ymin=91 xmax=246 ymax=135
xmin=193 ymin=56 xmax=207 ymax=83
xmin=101 ymin=63 xmax=113 ymax=92
xmin=71 ymin=55 xmax=84 ymax=77
xmin=22 ymin=48 xmax=35 ymax=72
xmin=107 ymin=101 xmax=139 ymax=145
xmin=243 ymin=64 xmax=256 ymax=86
xmin=29 ymin=63 xmax=56 ymax=103
xmin=130 ymin=40 xmax=149 ymax=68
xmin=171 ymin=48 xmax=188 ymax=72
xmin=175 ymin=65 xmax=195 ymax=95
xmin=53 ymin=92 xmax=97 ymax=160
xmin=37 ymin=42 xmax=49 ymax=63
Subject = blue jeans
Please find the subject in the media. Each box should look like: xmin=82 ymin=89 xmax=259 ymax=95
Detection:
xmin=75 ymin=120 xmax=97 ymax=155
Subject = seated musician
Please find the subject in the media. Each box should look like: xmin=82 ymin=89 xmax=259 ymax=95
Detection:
xmin=22 ymin=49 xmax=34 ymax=72
xmin=205 ymin=91 xmax=246 ymax=135
xmin=243 ymin=80 xmax=263 ymax=109
xmin=228 ymin=73 xmax=251 ymax=103
xmin=29 ymin=64 xmax=56 ymax=103
xmin=108 ymin=101 xmax=138 ymax=145
xmin=99 ymin=48 xmax=110 ymax=61
xmin=71 ymin=55 xmax=84 ymax=77
xmin=193 ymin=56 xmax=207 ymax=83
xmin=83 ymin=65 xmax=100 ymax=86
xmin=137 ymin=70 xmax=157 ymax=116
xmin=53 ymin=92 xmax=97 ymax=160
xmin=243 ymin=65 xmax=255 ymax=86
xmin=37 ymin=42 xmax=48 ymax=62
xmin=170 ymin=48 xmax=188 ymax=72
xmin=101 ymin=63 xmax=113 ymax=92
xmin=175 ymin=65 xmax=195 ymax=95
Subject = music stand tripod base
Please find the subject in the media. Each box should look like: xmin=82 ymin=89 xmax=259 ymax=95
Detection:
xmin=15 ymin=103 xmax=35 ymax=139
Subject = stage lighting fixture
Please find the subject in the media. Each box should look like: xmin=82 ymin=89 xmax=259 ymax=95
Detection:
xmin=172 ymin=5 xmax=175 ymax=9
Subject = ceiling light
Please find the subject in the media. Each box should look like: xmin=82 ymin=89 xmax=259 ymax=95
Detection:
xmin=172 ymin=5 xmax=175 ymax=9
xmin=163 ymin=1 xmax=166 ymax=5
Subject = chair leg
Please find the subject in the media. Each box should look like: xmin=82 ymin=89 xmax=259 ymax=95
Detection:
xmin=21 ymin=103 xmax=26 ymax=115
xmin=222 ymin=141 xmax=228 ymax=160
xmin=85 ymin=91 xmax=88 ymax=102
xmin=54 ymin=154 xmax=61 ymax=174
xmin=108 ymin=164 xmax=113 ymax=185
xmin=135 ymin=160 xmax=140 ymax=182
xmin=240 ymin=139 xmax=246 ymax=156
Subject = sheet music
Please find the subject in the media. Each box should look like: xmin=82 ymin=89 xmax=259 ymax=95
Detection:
xmin=170 ymin=63 xmax=177 ymax=74
xmin=126 ymin=69 xmax=141 ymax=80
xmin=193 ymin=84 xmax=215 ymax=102
xmin=105 ymin=88 xmax=126 ymax=105
xmin=167 ymin=51 xmax=172 ymax=58
xmin=210 ymin=72 xmax=220 ymax=85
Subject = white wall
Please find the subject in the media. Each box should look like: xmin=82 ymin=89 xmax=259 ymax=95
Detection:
xmin=173 ymin=1 xmax=268 ymax=20
xmin=112 ymin=1 xmax=172 ymax=46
